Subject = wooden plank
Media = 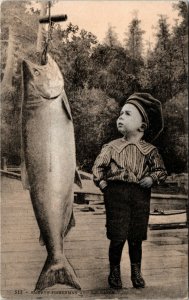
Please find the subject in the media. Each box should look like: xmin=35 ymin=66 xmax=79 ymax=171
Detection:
xmin=1 ymin=216 xmax=106 ymax=226
xmin=1 ymin=209 xmax=106 ymax=217
xmin=149 ymin=223 xmax=187 ymax=230
xmin=3 ymin=271 xmax=187 ymax=290
xmin=1 ymin=229 xmax=106 ymax=240
xmin=1 ymin=240 xmax=110 ymax=252
xmin=1 ymin=250 xmax=95 ymax=264
xmin=1 ymin=241 xmax=187 ymax=255
xmin=2 ymin=262 xmax=186 ymax=283
xmin=4 ymin=256 xmax=187 ymax=278
xmin=142 ymin=243 xmax=188 ymax=251
xmin=148 ymin=236 xmax=186 ymax=245
xmin=1 ymin=224 xmax=106 ymax=234
xmin=1 ymin=208 xmax=34 ymax=216
xmin=2 ymin=227 xmax=187 ymax=241
xmin=2 ymin=227 xmax=188 ymax=238
xmin=0 ymin=169 xmax=21 ymax=178
xmin=2 ymin=247 xmax=187 ymax=265
xmin=149 ymin=213 xmax=187 ymax=225
xmin=148 ymin=228 xmax=188 ymax=237
xmin=1 ymin=248 xmax=108 ymax=263
xmin=3 ymin=268 xmax=187 ymax=289
xmin=151 ymin=193 xmax=187 ymax=200
xmin=1 ymin=233 xmax=188 ymax=246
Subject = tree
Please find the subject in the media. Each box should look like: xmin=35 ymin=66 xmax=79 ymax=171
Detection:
xmin=1 ymin=1 xmax=39 ymax=162
xmin=103 ymin=24 xmax=121 ymax=47
xmin=140 ymin=3 xmax=188 ymax=100
xmin=170 ymin=1 xmax=188 ymax=94
xmin=90 ymin=43 xmax=143 ymax=103
xmin=140 ymin=15 xmax=173 ymax=102
xmin=68 ymin=87 xmax=120 ymax=171
xmin=1 ymin=1 xmax=38 ymax=87
xmin=159 ymin=90 xmax=188 ymax=173
xmin=50 ymin=23 xmax=98 ymax=92
xmin=124 ymin=17 xmax=145 ymax=60
xmin=1 ymin=26 xmax=16 ymax=88
xmin=155 ymin=15 xmax=171 ymax=51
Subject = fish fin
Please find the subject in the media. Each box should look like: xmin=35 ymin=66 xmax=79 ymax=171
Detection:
xmin=35 ymin=255 xmax=81 ymax=291
xmin=75 ymin=169 xmax=82 ymax=188
xmin=61 ymin=90 xmax=73 ymax=121
xmin=64 ymin=211 xmax=76 ymax=237
xmin=39 ymin=232 xmax=45 ymax=246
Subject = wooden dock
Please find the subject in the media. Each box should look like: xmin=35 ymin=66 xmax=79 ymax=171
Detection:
xmin=1 ymin=175 xmax=188 ymax=299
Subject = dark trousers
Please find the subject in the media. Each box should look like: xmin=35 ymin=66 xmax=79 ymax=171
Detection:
xmin=109 ymin=239 xmax=142 ymax=267
xmin=104 ymin=181 xmax=150 ymax=267
xmin=104 ymin=181 xmax=151 ymax=241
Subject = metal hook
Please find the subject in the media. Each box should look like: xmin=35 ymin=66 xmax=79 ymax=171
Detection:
xmin=39 ymin=1 xmax=68 ymax=65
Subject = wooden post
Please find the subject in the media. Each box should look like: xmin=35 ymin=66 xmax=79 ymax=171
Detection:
xmin=2 ymin=157 xmax=8 ymax=171
xmin=36 ymin=2 xmax=48 ymax=52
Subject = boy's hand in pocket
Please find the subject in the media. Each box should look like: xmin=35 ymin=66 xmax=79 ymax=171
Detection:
xmin=139 ymin=176 xmax=153 ymax=188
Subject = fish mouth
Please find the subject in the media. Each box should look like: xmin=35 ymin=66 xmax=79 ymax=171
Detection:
xmin=117 ymin=122 xmax=123 ymax=127
xmin=40 ymin=90 xmax=63 ymax=100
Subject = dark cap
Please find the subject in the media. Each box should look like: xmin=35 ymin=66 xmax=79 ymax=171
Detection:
xmin=126 ymin=93 xmax=164 ymax=141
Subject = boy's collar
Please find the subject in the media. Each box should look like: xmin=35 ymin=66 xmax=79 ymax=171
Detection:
xmin=108 ymin=138 xmax=155 ymax=155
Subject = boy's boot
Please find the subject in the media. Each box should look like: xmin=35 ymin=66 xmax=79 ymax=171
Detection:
xmin=128 ymin=239 xmax=145 ymax=288
xmin=108 ymin=264 xmax=122 ymax=289
xmin=131 ymin=263 xmax=145 ymax=288
xmin=108 ymin=240 xmax=125 ymax=289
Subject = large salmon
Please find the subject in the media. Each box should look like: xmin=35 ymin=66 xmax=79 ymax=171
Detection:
xmin=21 ymin=55 xmax=81 ymax=291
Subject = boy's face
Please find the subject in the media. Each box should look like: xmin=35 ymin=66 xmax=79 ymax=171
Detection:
xmin=117 ymin=103 xmax=144 ymax=136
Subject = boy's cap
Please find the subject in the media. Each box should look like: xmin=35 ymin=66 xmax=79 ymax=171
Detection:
xmin=126 ymin=93 xmax=164 ymax=141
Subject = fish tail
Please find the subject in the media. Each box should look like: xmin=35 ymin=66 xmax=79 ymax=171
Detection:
xmin=34 ymin=255 xmax=81 ymax=291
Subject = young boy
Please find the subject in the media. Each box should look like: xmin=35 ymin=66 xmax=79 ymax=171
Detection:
xmin=92 ymin=93 xmax=167 ymax=289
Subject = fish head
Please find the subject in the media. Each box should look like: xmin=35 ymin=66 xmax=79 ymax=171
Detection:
xmin=23 ymin=55 xmax=64 ymax=99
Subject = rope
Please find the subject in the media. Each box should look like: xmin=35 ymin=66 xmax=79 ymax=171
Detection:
xmin=41 ymin=1 xmax=53 ymax=65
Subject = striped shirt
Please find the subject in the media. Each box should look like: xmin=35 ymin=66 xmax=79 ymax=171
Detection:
xmin=92 ymin=138 xmax=167 ymax=190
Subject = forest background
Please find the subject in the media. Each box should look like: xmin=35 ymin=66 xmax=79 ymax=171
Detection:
xmin=1 ymin=0 xmax=188 ymax=175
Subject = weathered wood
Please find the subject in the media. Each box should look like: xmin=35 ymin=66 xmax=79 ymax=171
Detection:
xmin=2 ymin=229 xmax=187 ymax=244
xmin=39 ymin=14 xmax=67 ymax=24
xmin=3 ymin=270 xmax=187 ymax=290
xmin=4 ymin=255 xmax=187 ymax=275
xmin=149 ymin=223 xmax=187 ymax=230
xmin=2 ymin=248 xmax=186 ymax=265
xmin=0 ymin=170 xmax=21 ymax=179
xmin=1 ymin=176 xmax=188 ymax=298
xmin=149 ymin=228 xmax=188 ymax=238
xmin=36 ymin=2 xmax=47 ymax=52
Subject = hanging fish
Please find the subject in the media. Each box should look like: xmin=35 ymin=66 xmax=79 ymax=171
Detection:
xmin=21 ymin=54 xmax=81 ymax=291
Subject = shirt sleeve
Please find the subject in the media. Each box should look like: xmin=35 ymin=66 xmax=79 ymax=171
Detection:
xmin=92 ymin=144 xmax=111 ymax=190
xmin=148 ymin=148 xmax=167 ymax=185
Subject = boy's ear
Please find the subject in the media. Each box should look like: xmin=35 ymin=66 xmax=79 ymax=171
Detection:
xmin=139 ymin=122 xmax=147 ymax=132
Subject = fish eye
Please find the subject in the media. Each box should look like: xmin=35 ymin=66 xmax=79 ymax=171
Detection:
xmin=34 ymin=69 xmax=40 ymax=76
